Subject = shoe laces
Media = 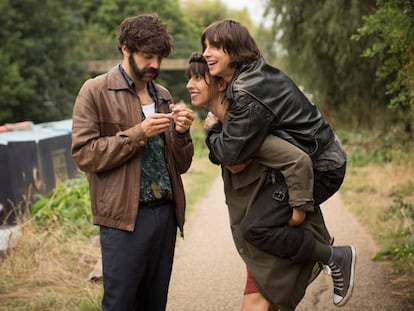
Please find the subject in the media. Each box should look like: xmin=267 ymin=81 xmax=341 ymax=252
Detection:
xmin=328 ymin=262 xmax=345 ymax=293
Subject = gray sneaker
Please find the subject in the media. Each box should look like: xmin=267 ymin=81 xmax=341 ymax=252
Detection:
xmin=328 ymin=245 xmax=356 ymax=307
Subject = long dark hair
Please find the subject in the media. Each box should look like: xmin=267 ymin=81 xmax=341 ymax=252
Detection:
xmin=201 ymin=19 xmax=261 ymax=68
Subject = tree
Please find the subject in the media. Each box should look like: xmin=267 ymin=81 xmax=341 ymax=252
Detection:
xmin=353 ymin=0 xmax=414 ymax=133
xmin=0 ymin=0 xmax=24 ymax=122
xmin=0 ymin=0 xmax=85 ymax=124
xmin=78 ymin=0 xmax=201 ymax=60
xmin=182 ymin=0 xmax=231 ymax=31
xmin=0 ymin=0 xmax=205 ymax=124
xmin=0 ymin=0 xmax=272 ymax=124
xmin=263 ymin=0 xmax=389 ymax=129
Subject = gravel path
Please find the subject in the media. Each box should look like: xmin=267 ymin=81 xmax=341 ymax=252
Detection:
xmin=167 ymin=175 xmax=403 ymax=311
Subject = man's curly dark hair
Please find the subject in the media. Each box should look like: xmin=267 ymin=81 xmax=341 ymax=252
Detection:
xmin=118 ymin=13 xmax=174 ymax=57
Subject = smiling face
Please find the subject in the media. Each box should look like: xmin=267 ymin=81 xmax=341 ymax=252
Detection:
xmin=186 ymin=53 xmax=221 ymax=109
xmin=200 ymin=19 xmax=261 ymax=82
xmin=186 ymin=52 xmax=226 ymax=112
xmin=186 ymin=72 xmax=215 ymax=109
xmin=202 ymin=39 xmax=235 ymax=83
xmin=186 ymin=52 xmax=229 ymax=120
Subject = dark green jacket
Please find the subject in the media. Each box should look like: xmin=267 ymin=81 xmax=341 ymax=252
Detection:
xmin=222 ymin=135 xmax=331 ymax=311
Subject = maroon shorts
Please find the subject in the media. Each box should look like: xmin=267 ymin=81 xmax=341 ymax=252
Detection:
xmin=244 ymin=266 xmax=259 ymax=295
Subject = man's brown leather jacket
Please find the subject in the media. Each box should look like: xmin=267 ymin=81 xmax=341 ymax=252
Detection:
xmin=71 ymin=66 xmax=193 ymax=235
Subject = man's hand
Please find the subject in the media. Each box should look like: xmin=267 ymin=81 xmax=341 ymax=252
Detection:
xmin=170 ymin=103 xmax=194 ymax=133
xmin=140 ymin=113 xmax=173 ymax=137
xmin=288 ymin=208 xmax=306 ymax=226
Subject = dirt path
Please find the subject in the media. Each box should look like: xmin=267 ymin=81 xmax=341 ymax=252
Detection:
xmin=167 ymin=176 xmax=403 ymax=311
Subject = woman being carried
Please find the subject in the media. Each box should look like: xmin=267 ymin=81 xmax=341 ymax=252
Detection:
xmin=186 ymin=52 xmax=354 ymax=311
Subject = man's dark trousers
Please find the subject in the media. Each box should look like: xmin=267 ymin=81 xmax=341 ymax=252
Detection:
xmin=100 ymin=202 xmax=177 ymax=311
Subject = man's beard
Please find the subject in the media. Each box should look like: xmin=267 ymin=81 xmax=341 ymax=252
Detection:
xmin=129 ymin=54 xmax=159 ymax=81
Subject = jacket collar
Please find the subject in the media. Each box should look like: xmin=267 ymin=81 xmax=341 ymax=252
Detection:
xmin=106 ymin=65 xmax=130 ymax=91
xmin=226 ymin=57 xmax=265 ymax=100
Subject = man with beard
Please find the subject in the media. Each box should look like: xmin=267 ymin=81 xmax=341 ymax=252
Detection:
xmin=71 ymin=14 xmax=194 ymax=311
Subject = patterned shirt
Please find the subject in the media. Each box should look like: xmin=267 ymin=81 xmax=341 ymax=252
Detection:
xmin=119 ymin=65 xmax=173 ymax=203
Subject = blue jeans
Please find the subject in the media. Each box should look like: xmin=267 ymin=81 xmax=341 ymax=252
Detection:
xmin=100 ymin=202 xmax=177 ymax=311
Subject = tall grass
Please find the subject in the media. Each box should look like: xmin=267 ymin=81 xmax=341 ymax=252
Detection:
xmin=339 ymin=129 xmax=414 ymax=305
xmin=0 ymin=217 xmax=102 ymax=311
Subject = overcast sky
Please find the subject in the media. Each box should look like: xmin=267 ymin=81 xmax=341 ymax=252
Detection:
xmin=222 ymin=0 xmax=266 ymax=24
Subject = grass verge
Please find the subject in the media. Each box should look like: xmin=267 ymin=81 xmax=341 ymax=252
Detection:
xmin=339 ymin=129 xmax=414 ymax=306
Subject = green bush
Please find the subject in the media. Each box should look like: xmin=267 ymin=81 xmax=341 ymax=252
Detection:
xmin=30 ymin=174 xmax=97 ymax=237
xmin=339 ymin=128 xmax=412 ymax=167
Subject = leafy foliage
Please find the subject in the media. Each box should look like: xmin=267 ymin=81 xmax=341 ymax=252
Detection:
xmin=30 ymin=175 xmax=97 ymax=237
xmin=353 ymin=0 xmax=414 ymax=111
xmin=0 ymin=0 xmax=86 ymax=124
xmin=0 ymin=0 xmax=269 ymax=124
xmin=339 ymin=127 xmax=413 ymax=167
xmin=78 ymin=0 xmax=201 ymax=59
xmin=1 ymin=0 xmax=412 ymax=133
xmin=262 ymin=0 xmax=400 ymax=130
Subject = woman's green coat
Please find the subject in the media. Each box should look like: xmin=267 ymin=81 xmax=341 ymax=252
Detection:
xmin=221 ymin=136 xmax=332 ymax=311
